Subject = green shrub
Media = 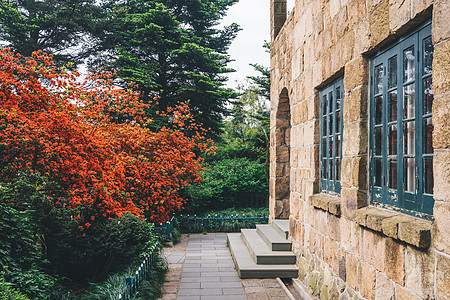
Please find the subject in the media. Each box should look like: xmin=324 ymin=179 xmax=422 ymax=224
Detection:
xmin=0 ymin=278 xmax=30 ymax=300
xmin=181 ymin=158 xmax=268 ymax=213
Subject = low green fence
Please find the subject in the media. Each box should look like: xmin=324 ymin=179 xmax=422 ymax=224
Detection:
xmin=117 ymin=243 xmax=159 ymax=300
xmin=176 ymin=213 xmax=269 ymax=233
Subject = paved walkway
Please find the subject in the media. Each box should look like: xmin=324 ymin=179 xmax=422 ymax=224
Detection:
xmin=160 ymin=233 xmax=290 ymax=300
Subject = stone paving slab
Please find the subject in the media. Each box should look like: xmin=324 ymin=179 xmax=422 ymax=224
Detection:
xmin=159 ymin=233 xmax=292 ymax=300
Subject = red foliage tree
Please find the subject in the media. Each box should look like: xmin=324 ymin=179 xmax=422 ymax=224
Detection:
xmin=0 ymin=48 xmax=213 ymax=223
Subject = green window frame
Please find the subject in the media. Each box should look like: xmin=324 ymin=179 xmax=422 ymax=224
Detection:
xmin=370 ymin=21 xmax=434 ymax=218
xmin=320 ymin=78 xmax=343 ymax=193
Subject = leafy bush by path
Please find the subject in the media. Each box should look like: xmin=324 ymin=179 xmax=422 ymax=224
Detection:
xmin=0 ymin=277 xmax=30 ymax=300
xmin=181 ymin=158 xmax=268 ymax=213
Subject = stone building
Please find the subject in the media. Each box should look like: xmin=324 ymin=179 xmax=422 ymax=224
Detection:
xmin=269 ymin=0 xmax=449 ymax=298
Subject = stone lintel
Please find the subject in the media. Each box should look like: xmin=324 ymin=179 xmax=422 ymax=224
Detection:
xmin=309 ymin=193 xmax=341 ymax=217
xmin=353 ymin=206 xmax=432 ymax=249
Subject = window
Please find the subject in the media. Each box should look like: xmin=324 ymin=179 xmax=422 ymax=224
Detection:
xmin=320 ymin=78 xmax=343 ymax=193
xmin=370 ymin=21 xmax=434 ymax=218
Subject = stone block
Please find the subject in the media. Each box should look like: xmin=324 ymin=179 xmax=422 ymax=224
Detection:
xmin=346 ymin=253 xmax=358 ymax=290
xmin=405 ymin=246 xmax=435 ymax=299
xmin=298 ymin=256 xmax=309 ymax=280
xmin=324 ymin=238 xmax=346 ymax=279
xmin=381 ymin=215 xmax=416 ymax=239
xmin=341 ymin=188 xmax=367 ymax=218
xmin=348 ymin=86 xmax=368 ymax=123
xmin=311 ymin=229 xmax=324 ymax=260
xmin=351 ymin=206 xmax=373 ymax=227
xmin=275 ymin=146 xmax=290 ymax=163
xmin=341 ymin=30 xmax=355 ymax=64
xmin=433 ymin=41 xmax=450 ymax=97
xmin=412 ymin=0 xmax=433 ymax=19
xmin=348 ymin=0 xmax=367 ymax=27
xmin=340 ymin=157 xmax=353 ymax=188
xmin=352 ymin=156 xmax=368 ymax=190
xmin=369 ymin=1 xmax=390 ymax=48
xmin=433 ymin=95 xmax=450 ymax=150
xmin=434 ymin=150 xmax=450 ymax=202
xmin=396 ymin=286 xmax=420 ymax=299
xmin=343 ymin=56 xmax=369 ymax=92
xmin=432 ymin=0 xmax=450 ymax=44
xmin=274 ymin=177 xmax=290 ymax=199
xmin=358 ymin=262 xmax=376 ymax=300
xmin=384 ymin=238 xmax=405 ymax=285
xmin=437 ymin=254 xmax=450 ymax=299
xmin=328 ymin=199 xmax=341 ymax=216
xmin=389 ymin=0 xmax=411 ymax=32
xmin=362 ymin=228 xmax=385 ymax=272
xmin=354 ymin=16 xmax=370 ymax=55
xmin=329 ymin=213 xmax=341 ymax=241
xmin=375 ymin=274 xmax=395 ymax=300
xmin=398 ymin=219 xmax=432 ymax=249
xmin=342 ymin=121 xmax=368 ymax=156
xmin=433 ymin=201 xmax=450 ymax=255
xmin=334 ymin=6 xmax=349 ymax=39
xmin=340 ymin=216 xmax=362 ymax=256
xmin=365 ymin=209 xmax=399 ymax=232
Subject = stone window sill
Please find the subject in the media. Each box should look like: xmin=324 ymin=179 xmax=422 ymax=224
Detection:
xmin=309 ymin=193 xmax=341 ymax=217
xmin=352 ymin=206 xmax=432 ymax=249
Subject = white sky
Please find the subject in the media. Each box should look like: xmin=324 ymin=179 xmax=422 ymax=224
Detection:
xmin=220 ymin=0 xmax=295 ymax=89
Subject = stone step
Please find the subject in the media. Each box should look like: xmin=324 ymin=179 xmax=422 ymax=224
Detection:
xmin=272 ymin=219 xmax=290 ymax=239
xmin=241 ymin=229 xmax=296 ymax=265
xmin=256 ymin=224 xmax=292 ymax=251
xmin=227 ymin=233 xmax=299 ymax=279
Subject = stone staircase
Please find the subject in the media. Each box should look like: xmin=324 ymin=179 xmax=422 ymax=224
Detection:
xmin=227 ymin=219 xmax=299 ymax=278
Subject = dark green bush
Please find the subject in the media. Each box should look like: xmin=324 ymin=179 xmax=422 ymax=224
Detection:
xmin=181 ymin=158 xmax=268 ymax=213
xmin=0 ymin=276 xmax=30 ymax=300
xmin=42 ymin=212 xmax=157 ymax=284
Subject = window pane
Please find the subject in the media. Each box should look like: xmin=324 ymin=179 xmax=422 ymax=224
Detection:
xmin=424 ymin=117 xmax=433 ymax=154
xmin=322 ymin=137 xmax=327 ymax=158
xmin=423 ymin=77 xmax=433 ymax=115
xmin=328 ymin=91 xmax=333 ymax=114
xmin=375 ymin=95 xmax=383 ymax=124
xmin=336 ymin=110 xmax=341 ymax=134
xmin=388 ymin=56 xmax=397 ymax=89
xmin=323 ymin=159 xmax=328 ymax=179
xmin=329 ymin=110 xmax=333 ymax=136
xmin=336 ymin=86 xmax=341 ymax=110
xmin=329 ymin=158 xmax=334 ymax=180
xmin=323 ymin=116 xmax=327 ymax=137
xmin=375 ymin=127 xmax=383 ymax=156
xmin=424 ymin=157 xmax=433 ymax=194
xmin=389 ymin=160 xmax=397 ymax=189
xmin=336 ymin=158 xmax=341 ymax=181
xmin=375 ymin=158 xmax=382 ymax=187
xmin=388 ymin=124 xmax=397 ymax=156
xmin=323 ymin=95 xmax=327 ymax=116
xmin=404 ymin=121 xmax=415 ymax=155
xmin=329 ymin=136 xmax=334 ymax=158
xmin=374 ymin=64 xmax=384 ymax=95
xmin=404 ymin=158 xmax=416 ymax=193
xmin=423 ymin=36 xmax=433 ymax=76
xmin=403 ymin=84 xmax=415 ymax=119
xmin=403 ymin=46 xmax=415 ymax=82
xmin=389 ymin=90 xmax=397 ymax=122
xmin=336 ymin=134 xmax=341 ymax=157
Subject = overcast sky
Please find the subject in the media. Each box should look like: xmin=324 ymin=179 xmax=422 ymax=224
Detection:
xmin=220 ymin=0 xmax=295 ymax=89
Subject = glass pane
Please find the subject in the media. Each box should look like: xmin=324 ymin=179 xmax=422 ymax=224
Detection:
xmin=375 ymin=95 xmax=383 ymax=124
xmin=389 ymin=90 xmax=397 ymax=122
xmin=336 ymin=110 xmax=341 ymax=134
xmin=323 ymin=116 xmax=327 ymax=137
xmin=336 ymin=86 xmax=341 ymax=111
xmin=403 ymin=84 xmax=415 ymax=119
xmin=388 ymin=56 xmax=397 ymax=89
xmin=329 ymin=136 xmax=334 ymax=158
xmin=323 ymin=159 xmax=328 ymax=179
xmin=328 ymin=91 xmax=333 ymax=115
xmin=423 ymin=77 xmax=433 ymax=115
xmin=404 ymin=121 xmax=415 ymax=155
xmin=424 ymin=117 xmax=433 ymax=154
xmin=336 ymin=134 xmax=341 ymax=158
xmin=388 ymin=124 xmax=397 ymax=156
xmin=423 ymin=36 xmax=433 ymax=76
xmin=322 ymin=137 xmax=327 ymax=158
xmin=389 ymin=160 xmax=397 ymax=189
xmin=329 ymin=110 xmax=333 ymax=136
xmin=323 ymin=95 xmax=327 ymax=116
xmin=336 ymin=158 xmax=341 ymax=181
xmin=375 ymin=127 xmax=383 ymax=156
xmin=404 ymin=157 xmax=416 ymax=193
xmin=375 ymin=158 xmax=382 ymax=187
xmin=403 ymin=46 xmax=415 ymax=82
xmin=374 ymin=64 xmax=384 ymax=95
xmin=424 ymin=157 xmax=433 ymax=194
xmin=329 ymin=159 xmax=334 ymax=181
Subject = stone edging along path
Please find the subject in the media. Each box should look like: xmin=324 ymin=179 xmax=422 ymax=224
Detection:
xmin=159 ymin=233 xmax=292 ymax=300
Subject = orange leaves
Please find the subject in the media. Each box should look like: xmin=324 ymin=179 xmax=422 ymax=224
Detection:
xmin=0 ymin=49 xmax=213 ymax=223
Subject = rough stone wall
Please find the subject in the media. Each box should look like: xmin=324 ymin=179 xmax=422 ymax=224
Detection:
xmin=270 ymin=0 xmax=450 ymax=299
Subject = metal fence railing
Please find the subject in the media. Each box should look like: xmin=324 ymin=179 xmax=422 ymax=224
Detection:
xmin=177 ymin=213 xmax=268 ymax=225
xmin=117 ymin=243 xmax=158 ymax=300
xmin=152 ymin=216 xmax=173 ymax=241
